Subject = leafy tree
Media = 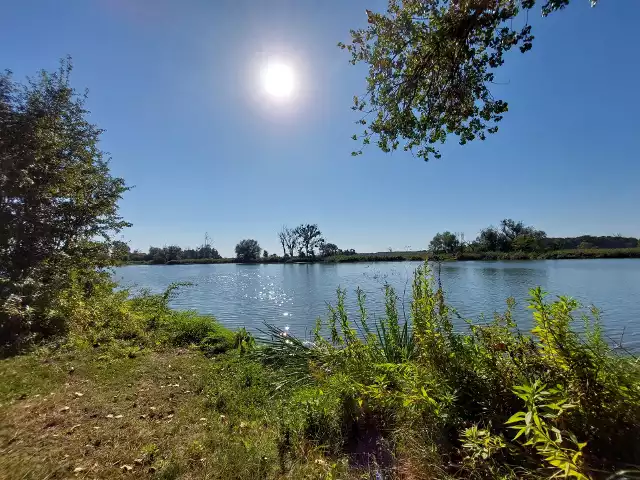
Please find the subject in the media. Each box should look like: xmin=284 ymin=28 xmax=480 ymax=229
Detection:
xmin=477 ymin=227 xmax=501 ymax=252
xmin=512 ymin=234 xmax=543 ymax=252
xmin=319 ymin=242 xmax=339 ymax=257
xmin=429 ymin=231 xmax=460 ymax=254
xmin=235 ymin=239 xmax=261 ymax=261
xmin=278 ymin=226 xmax=299 ymax=258
xmin=165 ymin=245 xmax=182 ymax=262
xmin=500 ymin=219 xmax=528 ymax=242
xmin=263 ymin=250 xmax=269 ymax=259
xmin=111 ymin=241 xmax=131 ymax=262
xmin=499 ymin=219 xmax=546 ymax=251
xmin=340 ymin=0 xmax=598 ymax=161
xmin=294 ymin=224 xmax=323 ymax=257
xmin=148 ymin=246 xmax=171 ymax=264
xmin=1 ymin=59 xmax=129 ymax=346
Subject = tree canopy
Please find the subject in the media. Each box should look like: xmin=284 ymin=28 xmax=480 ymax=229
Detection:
xmin=235 ymin=239 xmax=261 ymax=261
xmin=429 ymin=231 xmax=460 ymax=254
xmin=293 ymin=224 xmax=323 ymax=257
xmin=1 ymin=59 xmax=129 ymax=346
xmin=341 ymin=0 xmax=598 ymax=161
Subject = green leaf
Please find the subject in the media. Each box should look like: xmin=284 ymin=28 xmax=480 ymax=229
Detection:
xmin=525 ymin=410 xmax=532 ymax=426
xmin=505 ymin=412 xmax=525 ymax=424
xmin=513 ymin=427 xmax=526 ymax=441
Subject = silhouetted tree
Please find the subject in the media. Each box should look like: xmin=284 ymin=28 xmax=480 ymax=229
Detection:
xmin=294 ymin=224 xmax=323 ymax=257
xmin=319 ymin=242 xmax=339 ymax=257
xmin=278 ymin=226 xmax=298 ymax=258
xmin=235 ymin=239 xmax=261 ymax=261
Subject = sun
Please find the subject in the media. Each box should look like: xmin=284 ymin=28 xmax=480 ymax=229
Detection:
xmin=261 ymin=62 xmax=295 ymax=99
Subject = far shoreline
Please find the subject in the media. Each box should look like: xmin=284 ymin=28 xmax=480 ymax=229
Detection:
xmin=117 ymin=247 xmax=640 ymax=266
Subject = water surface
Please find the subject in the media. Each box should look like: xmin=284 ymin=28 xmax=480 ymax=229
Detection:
xmin=114 ymin=260 xmax=640 ymax=349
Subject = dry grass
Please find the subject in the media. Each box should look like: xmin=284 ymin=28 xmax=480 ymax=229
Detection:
xmin=0 ymin=347 xmax=288 ymax=480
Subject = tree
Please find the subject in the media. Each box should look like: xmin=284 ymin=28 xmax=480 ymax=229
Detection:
xmin=340 ymin=1 xmax=598 ymax=161
xmin=165 ymin=245 xmax=182 ymax=262
xmin=294 ymin=224 xmax=323 ymax=257
xmin=235 ymin=239 xmax=261 ymax=261
xmin=477 ymin=227 xmax=501 ymax=252
xmin=148 ymin=247 xmax=166 ymax=264
xmin=319 ymin=242 xmax=339 ymax=257
xmin=499 ymin=219 xmax=546 ymax=251
xmin=512 ymin=235 xmax=543 ymax=252
xmin=1 ymin=59 xmax=129 ymax=346
xmin=278 ymin=226 xmax=299 ymax=258
xmin=429 ymin=231 xmax=460 ymax=254
xmin=263 ymin=250 xmax=269 ymax=259
xmin=500 ymin=219 xmax=527 ymax=242
xmin=197 ymin=232 xmax=220 ymax=259
xmin=112 ymin=241 xmax=131 ymax=262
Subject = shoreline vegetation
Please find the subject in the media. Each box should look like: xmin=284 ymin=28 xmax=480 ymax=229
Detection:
xmin=119 ymin=247 xmax=640 ymax=266
xmin=116 ymin=220 xmax=639 ymax=266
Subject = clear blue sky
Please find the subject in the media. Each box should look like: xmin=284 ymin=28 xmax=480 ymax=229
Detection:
xmin=2 ymin=0 xmax=639 ymax=256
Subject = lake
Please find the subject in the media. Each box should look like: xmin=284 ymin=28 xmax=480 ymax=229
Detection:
xmin=114 ymin=259 xmax=640 ymax=349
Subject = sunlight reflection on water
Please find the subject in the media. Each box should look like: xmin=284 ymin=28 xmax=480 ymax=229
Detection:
xmin=114 ymin=260 xmax=640 ymax=350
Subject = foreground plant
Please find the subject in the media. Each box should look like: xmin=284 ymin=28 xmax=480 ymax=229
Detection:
xmin=258 ymin=262 xmax=640 ymax=478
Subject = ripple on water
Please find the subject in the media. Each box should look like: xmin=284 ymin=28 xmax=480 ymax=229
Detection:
xmin=113 ymin=260 xmax=640 ymax=350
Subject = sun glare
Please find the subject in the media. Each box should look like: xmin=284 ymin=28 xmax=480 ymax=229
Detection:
xmin=261 ymin=62 xmax=295 ymax=99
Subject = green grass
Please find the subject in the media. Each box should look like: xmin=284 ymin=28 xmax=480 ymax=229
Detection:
xmin=0 ymin=347 xmax=349 ymax=479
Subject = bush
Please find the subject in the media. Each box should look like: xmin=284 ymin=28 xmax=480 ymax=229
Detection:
xmin=160 ymin=311 xmax=233 ymax=351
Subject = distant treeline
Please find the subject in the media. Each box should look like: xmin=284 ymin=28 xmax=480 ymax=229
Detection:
xmin=429 ymin=219 xmax=639 ymax=255
xmin=118 ymin=224 xmax=360 ymax=264
xmin=115 ymin=220 xmax=640 ymax=265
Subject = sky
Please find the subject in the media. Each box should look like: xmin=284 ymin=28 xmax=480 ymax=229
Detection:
xmin=2 ymin=0 xmax=639 ymax=256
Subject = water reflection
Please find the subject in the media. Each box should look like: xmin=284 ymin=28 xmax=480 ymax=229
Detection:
xmin=114 ymin=259 xmax=640 ymax=349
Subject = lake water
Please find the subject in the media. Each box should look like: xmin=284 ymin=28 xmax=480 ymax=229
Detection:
xmin=114 ymin=260 xmax=640 ymax=349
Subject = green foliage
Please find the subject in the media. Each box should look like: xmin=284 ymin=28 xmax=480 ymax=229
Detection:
xmin=429 ymin=231 xmax=461 ymax=254
xmin=255 ymin=262 xmax=640 ymax=478
xmin=233 ymin=327 xmax=256 ymax=354
xmin=235 ymin=239 xmax=261 ymax=261
xmin=319 ymin=242 xmax=339 ymax=257
xmin=507 ymin=380 xmax=588 ymax=479
xmin=1 ymin=58 xmax=130 ymax=350
xmin=461 ymin=425 xmax=506 ymax=464
xmin=340 ymin=0 xmax=598 ymax=161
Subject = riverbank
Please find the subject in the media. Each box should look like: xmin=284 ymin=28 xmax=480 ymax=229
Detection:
xmin=120 ymin=247 xmax=640 ymax=266
xmin=2 ymin=265 xmax=639 ymax=479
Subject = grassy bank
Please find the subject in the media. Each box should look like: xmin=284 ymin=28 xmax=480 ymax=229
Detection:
xmin=0 ymin=284 xmax=343 ymax=479
xmin=2 ymin=265 xmax=639 ymax=479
